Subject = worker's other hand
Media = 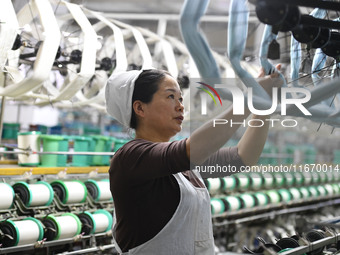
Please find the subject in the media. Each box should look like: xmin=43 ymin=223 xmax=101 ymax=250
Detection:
xmin=257 ymin=64 xmax=283 ymax=98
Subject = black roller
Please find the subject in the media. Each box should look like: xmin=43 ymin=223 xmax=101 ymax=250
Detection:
xmin=256 ymin=1 xmax=288 ymax=26
xmin=279 ymin=6 xmax=301 ymax=32
xmin=99 ymin=57 xmax=113 ymax=71
xmin=85 ymin=182 xmax=98 ymax=201
xmin=305 ymin=230 xmax=325 ymax=255
xmin=78 ymin=213 xmax=94 ymax=235
xmin=12 ymin=183 xmax=30 ymax=206
xmin=276 ymin=237 xmax=300 ymax=249
xmin=312 ymin=28 xmax=331 ymax=49
xmin=0 ymin=221 xmax=17 ymax=247
xmin=322 ymin=32 xmax=340 ymax=58
xmin=11 ymin=34 xmax=22 ymax=50
xmin=292 ymin=15 xmax=321 ymax=44
xmin=51 ymin=183 xmax=66 ymax=203
xmin=42 ymin=218 xmax=58 ymax=241
xmin=70 ymin=49 xmax=82 ymax=64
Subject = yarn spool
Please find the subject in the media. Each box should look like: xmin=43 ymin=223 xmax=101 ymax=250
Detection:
xmin=0 ymin=183 xmax=15 ymax=210
xmin=311 ymin=172 xmax=321 ymax=184
xmin=205 ymin=178 xmax=222 ymax=194
xmin=92 ymin=210 xmax=113 ymax=233
xmin=331 ymin=184 xmax=340 ymax=194
xmin=266 ymin=190 xmax=282 ymax=204
xmin=299 ymin=187 xmax=311 ymax=199
xmin=324 ymin=184 xmax=334 ymax=196
xmin=85 ymin=179 xmax=112 ymax=202
xmin=221 ymin=176 xmax=237 ymax=192
xmin=249 ymin=172 xmax=263 ymax=190
xmin=284 ymin=172 xmax=295 ymax=187
xmin=263 ymin=172 xmax=275 ymax=189
xmin=294 ymin=172 xmax=304 ymax=186
xmin=234 ymin=173 xmax=251 ymax=191
xmin=222 ymin=196 xmax=242 ymax=211
xmin=12 ymin=181 xmax=54 ymax=207
xmin=17 ymin=131 xmax=41 ymax=166
xmin=42 ymin=213 xmax=81 ymax=240
xmin=316 ymin=185 xmax=327 ymax=197
xmin=253 ymin=192 xmax=269 ymax=206
xmin=78 ymin=211 xmax=96 ymax=235
xmin=0 ymin=217 xmax=43 ymax=247
xmin=238 ymin=193 xmax=256 ymax=209
xmin=277 ymin=189 xmax=292 ymax=202
xmin=273 ymin=172 xmax=285 ymax=187
xmin=288 ymin=187 xmax=302 ymax=201
xmin=308 ymin=186 xmax=320 ymax=198
xmin=51 ymin=180 xmax=87 ymax=204
xmin=211 ymin=198 xmax=225 ymax=215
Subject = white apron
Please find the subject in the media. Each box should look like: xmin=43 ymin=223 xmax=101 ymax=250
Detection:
xmin=112 ymin=170 xmax=215 ymax=255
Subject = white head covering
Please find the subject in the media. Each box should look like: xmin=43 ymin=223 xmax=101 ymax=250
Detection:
xmin=105 ymin=70 xmax=144 ymax=127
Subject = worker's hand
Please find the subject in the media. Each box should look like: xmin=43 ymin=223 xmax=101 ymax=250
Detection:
xmin=257 ymin=64 xmax=283 ymax=98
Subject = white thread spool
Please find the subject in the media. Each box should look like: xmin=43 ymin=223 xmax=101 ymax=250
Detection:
xmin=221 ymin=176 xmax=236 ymax=191
xmin=324 ymin=184 xmax=334 ymax=196
xmin=299 ymin=187 xmax=311 ymax=199
xmin=316 ymin=185 xmax=327 ymax=197
xmin=311 ymin=172 xmax=320 ymax=184
xmin=51 ymin=180 xmax=87 ymax=204
xmin=285 ymin=172 xmax=295 ymax=187
xmin=319 ymin=172 xmax=327 ymax=183
xmin=43 ymin=213 xmax=81 ymax=240
xmin=17 ymin=131 xmax=41 ymax=166
xmin=307 ymin=186 xmax=318 ymax=198
xmin=277 ymin=189 xmax=292 ymax=202
xmin=253 ymin=192 xmax=269 ymax=206
xmin=289 ymin=187 xmax=302 ymax=201
xmin=249 ymin=172 xmax=263 ymax=190
xmin=210 ymin=198 xmax=225 ymax=215
xmin=266 ymin=190 xmax=281 ymax=204
xmin=235 ymin=173 xmax=250 ymax=190
xmin=294 ymin=172 xmax=304 ymax=186
xmin=273 ymin=172 xmax=285 ymax=187
xmin=238 ymin=193 xmax=255 ymax=208
xmin=263 ymin=172 xmax=274 ymax=189
xmin=13 ymin=181 xmax=54 ymax=207
xmin=0 ymin=183 xmax=14 ymax=209
xmin=222 ymin=196 xmax=241 ymax=211
xmin=92 ymin=210 xmax=113 ymax=233
xmin=85 ymin=179 xmax=112 ymax=201
xmin=0 ymin=217 xmax=43 ymax=247
xmin=206 ymin=178 xmax=222 ymax=193
xmin=331 ymin=184 xmax=340 ymax=194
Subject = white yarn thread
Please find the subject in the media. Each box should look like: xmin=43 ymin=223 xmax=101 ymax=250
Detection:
xmin=28 ymin=183 xmax=52 ymax=206
xmin=17 ymin=133 xmax=40 ymax=165
xmin=64 ymin=181 xmax=86 ymax=203
xmin=0 ymin=183 xmax=14 ymax=209
xmin=57 ymin=214 xmax=80 ymax=239
xmin=96 ymin=181 xmax=112 ymax=201
xmin=15 ymin=219 xmax=42 ymax=246
xmin=92 ymin=213 xmax=110 ymax=233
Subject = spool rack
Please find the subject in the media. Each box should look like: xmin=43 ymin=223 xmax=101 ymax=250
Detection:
xmin=0 ymin=164 xmax=117 ymax=255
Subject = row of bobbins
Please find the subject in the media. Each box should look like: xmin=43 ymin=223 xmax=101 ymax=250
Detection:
xmin=0 ymin=210 xmax=113 ymax=247
xmin=0 ymin=179 xmax=112 ymax=210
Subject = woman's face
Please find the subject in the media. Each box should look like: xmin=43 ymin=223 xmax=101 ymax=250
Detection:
xmin=142 ymin=74 xmax=184 ymax=140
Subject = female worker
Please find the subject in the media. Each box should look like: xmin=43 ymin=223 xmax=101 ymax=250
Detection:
xmin=105 ymin=66 xmax=281 ymax=254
